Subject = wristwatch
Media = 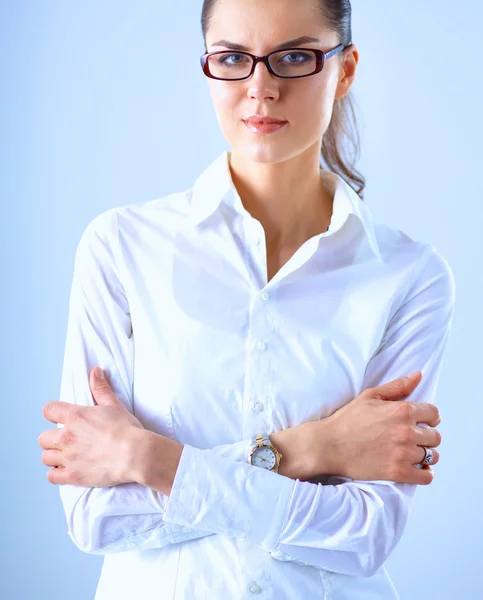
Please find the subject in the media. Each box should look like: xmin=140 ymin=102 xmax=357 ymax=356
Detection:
xmin=248 ymin=433 xmax=283 ymax=473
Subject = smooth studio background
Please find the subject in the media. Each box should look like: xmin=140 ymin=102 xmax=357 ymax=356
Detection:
xmin=2 ymin=1 xmax=481 ymax=598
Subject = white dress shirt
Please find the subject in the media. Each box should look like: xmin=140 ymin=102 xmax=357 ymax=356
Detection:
xmin=57 ymin=150 xmax=455 ymax=600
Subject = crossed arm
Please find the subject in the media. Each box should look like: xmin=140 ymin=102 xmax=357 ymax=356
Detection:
xmin=51 ymin=209 xmax=455 ymax=577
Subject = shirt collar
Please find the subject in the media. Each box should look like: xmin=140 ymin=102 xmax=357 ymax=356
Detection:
xmin=186 ymin=150 xmax=382 ymax=261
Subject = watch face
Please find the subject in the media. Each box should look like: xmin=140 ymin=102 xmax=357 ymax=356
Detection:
xmin=251 ymin=446 xmax=277 ymax=470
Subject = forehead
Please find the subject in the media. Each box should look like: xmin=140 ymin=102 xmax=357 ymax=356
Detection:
xmin=206 ymin=0 xmax=326 ymax=48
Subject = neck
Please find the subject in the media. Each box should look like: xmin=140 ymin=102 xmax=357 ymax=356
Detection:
xmin=228 ymin=145 xmax=333 ymax=250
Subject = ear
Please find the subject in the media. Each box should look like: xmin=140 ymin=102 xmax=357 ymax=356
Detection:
xmin=334 ymin=43 xmax=358 ymax=100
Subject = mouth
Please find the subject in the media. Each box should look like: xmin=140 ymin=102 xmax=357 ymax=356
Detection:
xmin=243 ymin=119 xmax=288 ymax=134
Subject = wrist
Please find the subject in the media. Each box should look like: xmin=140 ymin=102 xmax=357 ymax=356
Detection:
xmin=269 ymin=428 xmax=313 ymax=481
xmin=123 ymin=428 xmax=151 ymax=484
xmin=304 ymin=418 xmax=341 ymax=478
xmin=127 ymin=428 xmax=184 ymax=495
xmin=270 ymin=420 xmax=341 ymax=481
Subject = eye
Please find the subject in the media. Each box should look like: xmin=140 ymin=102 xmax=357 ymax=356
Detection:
xmin=280 ymin=52 xmax=311 ymax=63
xmin=217 ymin=53 xmax=250 ymax=65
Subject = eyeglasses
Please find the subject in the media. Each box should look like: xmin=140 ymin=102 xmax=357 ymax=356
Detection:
xmin=200 ymin=43 xmax=350 ymax=81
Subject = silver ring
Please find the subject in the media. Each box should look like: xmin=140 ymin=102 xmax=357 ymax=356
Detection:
xmin=421 ymin=446 xmax=433 ymax=465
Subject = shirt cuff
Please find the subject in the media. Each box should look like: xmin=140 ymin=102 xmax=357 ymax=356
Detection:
xmin=164 ymin=443 xmax=295 ymax=552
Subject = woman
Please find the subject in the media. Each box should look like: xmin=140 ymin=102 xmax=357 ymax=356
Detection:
xmin=39 ymin=0 xmax=454 ymax=598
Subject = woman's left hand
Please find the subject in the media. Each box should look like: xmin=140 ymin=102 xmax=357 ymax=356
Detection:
xmin=39 ymin=366 xmax=146 ymax=487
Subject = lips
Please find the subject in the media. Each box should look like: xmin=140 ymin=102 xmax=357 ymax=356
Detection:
xmin=244 ymin=117 xmax=287 ymax=126
xmin=243 ymin=119 xmax=288 ymax=134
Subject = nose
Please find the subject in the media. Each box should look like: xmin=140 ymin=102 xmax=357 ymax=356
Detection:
xmin=246 ymin=59 xmax=280 ymax=102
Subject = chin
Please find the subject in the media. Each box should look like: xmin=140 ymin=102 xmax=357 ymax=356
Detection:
xmin=232 ymin=140 xmax=300 ymax=165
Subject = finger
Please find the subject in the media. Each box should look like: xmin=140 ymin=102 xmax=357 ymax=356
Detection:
xmin=413 ymin=402 xmax=441 ymax=427
xmin=38 ymin=428 xmax=63 ymax=450
xmin=415 ymin=425 xmax=442 ymax=448
xmin=89 ymin=366 xmax=120 ymax=407
xmin=411 ymin=446 xmax=440 ymax=467
xmin=400 ymin=464 xmax=434 ymax=485
xmin=41 ymin=449 xmax=65 ymax=468
xmin=42 ymin=400 xmax=76 ymax=424
xmin=366 ymin=371 xmax=423 ymax=401
xmin=46 ymin=466 xmax=70 ymax=485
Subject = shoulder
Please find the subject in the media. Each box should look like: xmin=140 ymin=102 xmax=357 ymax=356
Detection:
xmin=373 ymin=220 xmax=455 ymax=307
xmin=79 ymin=188 xmax=193 ymax=248
xmin=115 ymin=190 xmax=192 ymax=235
xmin=374 ymin=220 xmax=452 ymax=270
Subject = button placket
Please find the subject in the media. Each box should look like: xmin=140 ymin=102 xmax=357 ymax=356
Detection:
xmin=252 ymin=401 xmax=264 ymax=413
xmin=243 ymin=216 xmax=268 ymax=288
xmin=246 ymin=218 xmax=265 ymax=248
xmin=244 ymin=277 xmax=274 ymax=464
xmin=247 ymin=581 xmax=262 ymax=594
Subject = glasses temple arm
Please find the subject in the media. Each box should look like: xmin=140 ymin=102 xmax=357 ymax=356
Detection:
xmin=324 ymin=42 xmax=352 ymax=59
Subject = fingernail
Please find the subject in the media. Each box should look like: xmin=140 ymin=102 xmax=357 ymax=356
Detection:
xmin=94 ymin=367 xmax=105 ymax=380
xmin=407 ymin=371 xmax=420 ymax=380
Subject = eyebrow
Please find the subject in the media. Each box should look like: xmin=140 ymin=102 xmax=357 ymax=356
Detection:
xmin=210 ymin=35 xmax=321 ymax=53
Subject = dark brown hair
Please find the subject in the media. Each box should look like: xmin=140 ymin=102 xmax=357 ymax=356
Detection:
xmin=201 ymin=0 xmax=366 ymax=199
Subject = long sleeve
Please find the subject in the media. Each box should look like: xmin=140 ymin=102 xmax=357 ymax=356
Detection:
xmin=57 ymin=209 xmax=254 ymax=555
xmin=162 ymin=245 xmax=456 ymax=577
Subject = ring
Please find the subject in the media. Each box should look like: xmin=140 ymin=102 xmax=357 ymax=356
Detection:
xmin=420 ymin=446 xmax=433 ymax=466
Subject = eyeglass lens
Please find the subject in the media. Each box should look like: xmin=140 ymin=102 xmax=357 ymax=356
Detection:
xmin=207 ymin=50 xmax=318 ymax=79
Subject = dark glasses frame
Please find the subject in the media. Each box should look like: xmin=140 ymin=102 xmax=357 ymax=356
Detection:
xmin=200 ymin=43 xmax=351 ymax=81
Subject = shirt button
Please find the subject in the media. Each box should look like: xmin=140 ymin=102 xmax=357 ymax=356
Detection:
xmin=256 ymin=340 xmax=266 ymax=351
xmin=261 ymin=291 xmax=269 ymax=301
xmin=247 ymin=581 xmax=262 ymax=594
xmin=180 ymin=526 xmax=189 ymax=532
xmin=252 ymin=401 xmax=264 ymax=412
xmin=127 ymin=543 xmax=136 ymax=548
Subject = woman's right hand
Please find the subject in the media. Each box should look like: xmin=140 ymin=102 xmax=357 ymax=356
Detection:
xmin=273 ymin=371 xmax=441 ymax=485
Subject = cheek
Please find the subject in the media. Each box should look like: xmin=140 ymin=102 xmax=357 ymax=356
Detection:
xmin=291 ymin=87 xmax=328 ymax=136
xmin=300 ymin=77 xmax=336 ymax=131
xmin=209 ymin=82 xmax=237 ymax=113
xmin=208 ymin=83 xmax=241 ymax=131
xmin=304 ymin=75 xmax=333 ymax=107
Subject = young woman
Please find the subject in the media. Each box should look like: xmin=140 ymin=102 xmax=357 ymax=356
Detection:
xmin=39 ymin=0 xmax=454 ymax=598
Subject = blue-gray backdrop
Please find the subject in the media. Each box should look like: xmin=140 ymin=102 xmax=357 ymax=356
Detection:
xmin=2 ymin=1 xmax=481 ymax=598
